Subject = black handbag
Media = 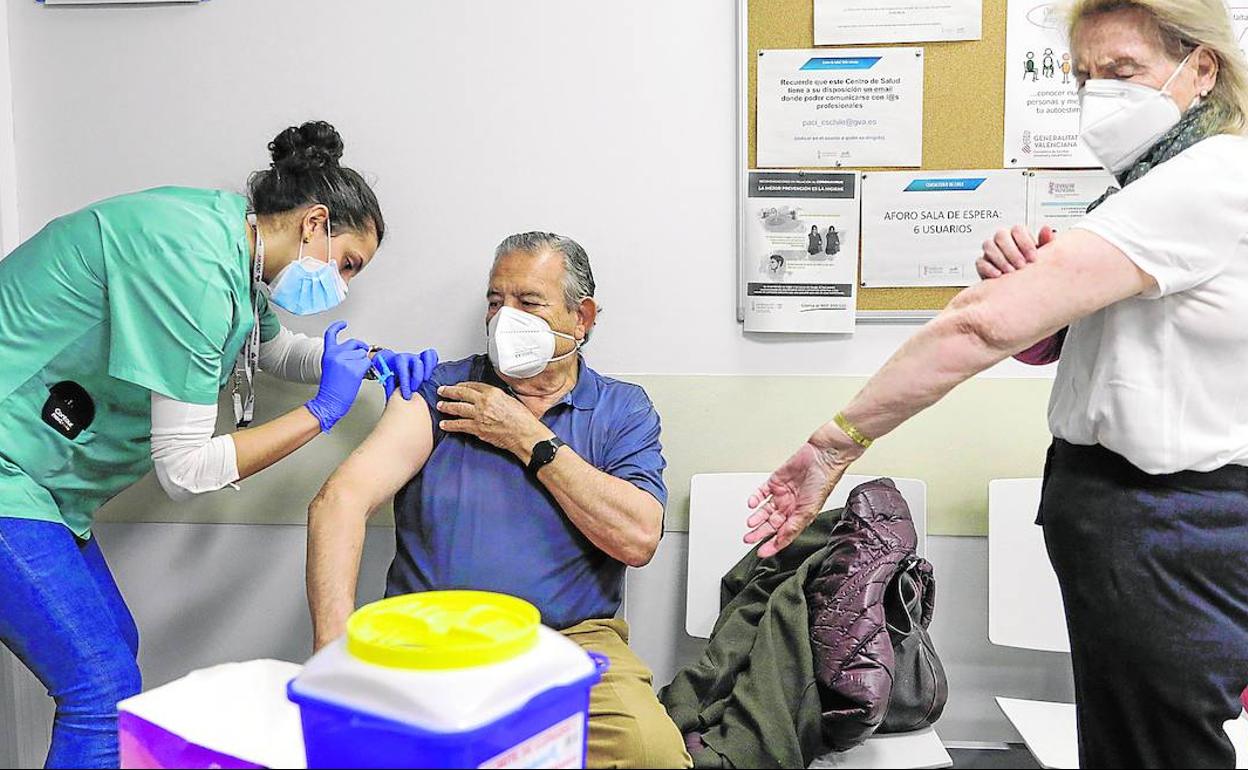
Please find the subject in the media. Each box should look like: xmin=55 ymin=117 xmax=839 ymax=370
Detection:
xmin=878 ymin=557 xmax=949 ymax=733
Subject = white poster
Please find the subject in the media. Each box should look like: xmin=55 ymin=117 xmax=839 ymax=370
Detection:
xmin=757 ymin=48 xmax=924 ymax=169
xmin=1231 ymin=6 xmax=1248 ymax=57
xmin=1003 ymin=1 xmax=1098 ymax=168
xmin=744 ymin=172 xmax=860 ymax=334
xmin=815 ymin=0 xmax=982 ymax=45
xmin=1026 ymin=170 xmax=1118 ymax=233
xmin=861 ymin=170 xmax=1029 ymax=288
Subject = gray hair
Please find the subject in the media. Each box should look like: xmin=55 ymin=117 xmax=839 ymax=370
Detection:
xmin=494 ymin=231 xmax=596 ymax=312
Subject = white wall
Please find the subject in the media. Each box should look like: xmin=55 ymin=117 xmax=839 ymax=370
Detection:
xmin=4 ymin=0 xmax=1049 ymax=379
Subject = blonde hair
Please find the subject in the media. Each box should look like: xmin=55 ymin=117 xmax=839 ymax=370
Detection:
xmin=1066 ymin=0 xmax=1248 ymax=134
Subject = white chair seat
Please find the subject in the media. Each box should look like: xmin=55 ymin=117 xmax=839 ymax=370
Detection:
xmin=995 ymin=696 xmax=1248 ymax=769
xmin=809 ymin=726 xmax=951 ymax=769
xmin=1227 ymin=711 xmax=1248 ymax=769
xmin=995 ymin=697 xmax=1078 ymax=769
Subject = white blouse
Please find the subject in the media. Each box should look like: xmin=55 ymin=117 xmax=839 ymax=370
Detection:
xmin=1052 ymin=134 xmax=1248 ymax=474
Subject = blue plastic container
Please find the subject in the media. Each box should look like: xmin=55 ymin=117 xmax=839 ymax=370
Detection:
xmin=289 ymin=654 xmax=606 ymax=769
xmin=289 ymin=591 xmax=608 ymax=768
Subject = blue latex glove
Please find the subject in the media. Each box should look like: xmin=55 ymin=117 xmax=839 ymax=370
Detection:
xmin=305 ymin=321 xmax=372 ymax=432
xmin=372 ymin=348 xmax=440 ymax=401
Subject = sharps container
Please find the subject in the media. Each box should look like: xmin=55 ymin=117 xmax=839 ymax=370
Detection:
xmin=288 ymin=591 xmax=606 ymax=769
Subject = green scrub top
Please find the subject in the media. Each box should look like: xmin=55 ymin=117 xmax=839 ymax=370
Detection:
xmin=0 ymin=187 xmax=279 ymax=538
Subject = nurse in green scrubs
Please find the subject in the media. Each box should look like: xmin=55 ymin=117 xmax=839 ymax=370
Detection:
xmin=0 ymin=121 xmax=428 ymax=769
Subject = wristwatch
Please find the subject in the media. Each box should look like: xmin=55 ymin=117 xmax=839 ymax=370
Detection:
xmin=528 ymin=436 xmax=566 ymax=475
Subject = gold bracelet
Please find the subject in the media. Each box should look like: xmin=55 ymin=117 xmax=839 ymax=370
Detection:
xmin=834 ymin=412 xmax=873 ymax=449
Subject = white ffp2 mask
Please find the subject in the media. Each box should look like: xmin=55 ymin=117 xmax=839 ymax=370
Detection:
xmin=1078 ymin=52 xmax=1196 ymax=174
xmin=487 ymin=306 xmax=581 ymax=379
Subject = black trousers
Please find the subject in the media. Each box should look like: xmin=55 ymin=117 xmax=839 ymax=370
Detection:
xmin=1039 ymin=440 xmax=1248 ymax=768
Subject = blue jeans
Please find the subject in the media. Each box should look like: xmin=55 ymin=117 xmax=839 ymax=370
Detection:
xmin=0 ymin=518 xmax=141 ymax=769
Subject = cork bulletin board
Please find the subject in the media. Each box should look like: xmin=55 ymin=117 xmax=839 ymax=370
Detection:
xmin=741 ymin=0 xmax=1010 ymax=315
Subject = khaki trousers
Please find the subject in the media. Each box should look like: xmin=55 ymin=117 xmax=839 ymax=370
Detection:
xmin=561 ymin=618 xmax=693 ymax=769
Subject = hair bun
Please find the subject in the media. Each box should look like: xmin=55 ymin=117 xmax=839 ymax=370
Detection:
xmin=268 ymin=120 xmax=345 ymax=172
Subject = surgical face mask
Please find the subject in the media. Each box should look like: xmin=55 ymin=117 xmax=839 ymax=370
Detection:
xmin=487 ymin=305 xmax=582 ymax=379
xmin=267 ymin=219 xmax=349 ymax=316
xmin=1078 ymin=52 xmax=1196 ymax=174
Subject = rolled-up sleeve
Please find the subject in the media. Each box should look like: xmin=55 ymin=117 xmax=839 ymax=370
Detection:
xmin=1073 ymin=136 xmax=1248 ymax=299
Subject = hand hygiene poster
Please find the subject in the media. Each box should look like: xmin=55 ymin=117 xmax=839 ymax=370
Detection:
xmin=1003 ymin=1 xmax=1098 ymax=168
xmin=745 ymin=172 xmax=860 ymax=334
xmin=815 ymin=0 xmax=982 ymax=45
xmin=757 ymin=48 xmax=923 ymax=168
xmin=861 ymin=170 xmax=1028 ymax=288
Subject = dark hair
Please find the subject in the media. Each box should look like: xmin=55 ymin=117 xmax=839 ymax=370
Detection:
xmin=247 ymin=120 xmax=385 ymax=243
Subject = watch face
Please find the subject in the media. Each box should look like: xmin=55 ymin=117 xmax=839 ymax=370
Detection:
xmin=531 ymin=438 xmax=563 ymax=470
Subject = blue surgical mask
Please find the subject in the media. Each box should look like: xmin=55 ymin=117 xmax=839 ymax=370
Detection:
xmin=266 ymin=218 xmax=349 ymax=316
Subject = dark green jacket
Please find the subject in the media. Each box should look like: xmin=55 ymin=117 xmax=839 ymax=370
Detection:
xmin=659 ymin=510 xmax=840 ymax=769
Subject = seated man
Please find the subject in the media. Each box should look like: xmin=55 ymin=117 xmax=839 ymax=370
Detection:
xmin=306 ymin=232 xmax=692 ymax=769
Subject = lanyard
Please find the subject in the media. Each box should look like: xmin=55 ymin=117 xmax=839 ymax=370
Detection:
xmin=232 ymin=214 xmax=264 ymax=428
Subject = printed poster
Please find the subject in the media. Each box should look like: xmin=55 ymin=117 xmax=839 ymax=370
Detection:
xmin=757 ymin=48 xmax=924 ymax=168
xmin=861 ymin=170 xmax=1029 ymax=287
xmin=1026 ymin=170 xmax=1118 ymax=233
xmin=744 ymin=172 xmax=860 ymax=334
xmin=1231 ymin=6 xmax=1248 ymax=58
xmin=815 ymin=0 xmax=982 ymax=45
xmin=1003 ymin=0 xmax=1099 ymax=168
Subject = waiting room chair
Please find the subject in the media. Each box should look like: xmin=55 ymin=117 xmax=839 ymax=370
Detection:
xmin=686 ymin=473 xmax=952 ymax=769
xmin=988 ymin=478 xmax=1248 ymax=768
xmin=987 ymin=478 xmax=1077 ymax=769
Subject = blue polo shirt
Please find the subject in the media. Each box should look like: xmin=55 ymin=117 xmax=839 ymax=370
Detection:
xmin=385 ymin=355 xmax=667 ymax=630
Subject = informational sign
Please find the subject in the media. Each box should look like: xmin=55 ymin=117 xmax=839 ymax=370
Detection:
xmin=1003 ymin=1 xmax=1099 ymax=168
xmin=815 ymin=0 xmax=982 ymax=45
xmin=757 ymin=48 xmax=924 ymax=169
xmin=1231 ymin=6 xmax=1248 ymax=58
xmin=744 ymin=172 xmax=860 ymax=334
xmin=861 ymin=170 xmax=1029 ymax=288
xmin=1026 ymin=170 xmax=1118 ymax=233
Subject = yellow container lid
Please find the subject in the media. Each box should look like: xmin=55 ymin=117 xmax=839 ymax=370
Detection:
xmin=346 ymin=591 xmax=541 ymax=670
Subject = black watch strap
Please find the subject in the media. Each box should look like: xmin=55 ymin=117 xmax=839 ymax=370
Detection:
xmin=527 ymin=436 xmax=566 ymax=474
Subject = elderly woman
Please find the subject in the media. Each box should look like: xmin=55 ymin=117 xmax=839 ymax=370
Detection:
xmin=748 ymin=1 xmax=1248 ymax=766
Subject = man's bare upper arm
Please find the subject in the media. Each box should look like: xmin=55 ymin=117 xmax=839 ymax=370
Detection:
xmin=324 ymin=395 xmax=435 ymax=513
